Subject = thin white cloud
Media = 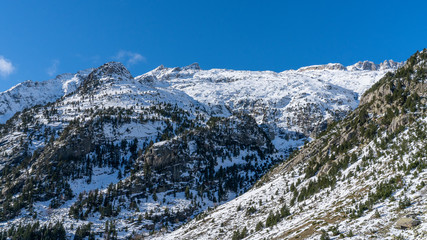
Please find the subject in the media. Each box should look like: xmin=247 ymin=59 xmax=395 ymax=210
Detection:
xmin=114 ymin=51 xmax=146 ymax=66
xmin=0 ymin=56 xmax=15 ymax=77
xmin=47 ymin=60 xmax=60 ymax=77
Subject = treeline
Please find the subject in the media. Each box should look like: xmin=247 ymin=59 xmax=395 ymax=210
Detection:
xmin=0 ymin=222 xmax=66 ymax=240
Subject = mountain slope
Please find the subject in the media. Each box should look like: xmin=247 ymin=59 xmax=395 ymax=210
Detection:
xmin=0 ymin=59 xmax=404 ymax=239
xmin=161 ymin=50 xmax=426 ymax=240
xmin=0 ymin=69 xmax=92 ymax=124
xmin=141 ymin=61 xmax=401 ymax=148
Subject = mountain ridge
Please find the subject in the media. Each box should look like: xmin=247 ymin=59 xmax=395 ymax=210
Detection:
xmin=297 ymin=59 xmax=403 ymax=72
xmin=0 ymin=59 xmax=401 ymax=124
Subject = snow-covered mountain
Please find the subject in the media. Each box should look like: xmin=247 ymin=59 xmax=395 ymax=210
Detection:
xmin=0 ymin=56 xmax=410 ymax=239
xmin=159 ymin=51 xmax=427 ymax=240
xmin=0 ymin=69 xmax=92 ymax=123
xmin=139 ymin=60 xmax=401 ymax=148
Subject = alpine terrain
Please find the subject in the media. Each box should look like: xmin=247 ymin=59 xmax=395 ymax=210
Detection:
xmin=160 ymin=51 xmax=427 ymax=239
xmin=1 ymin=49 xmax=423 ymax=240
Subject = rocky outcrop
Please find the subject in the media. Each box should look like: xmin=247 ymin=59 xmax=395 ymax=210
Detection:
xmin=389 ymin=115 xmax=410 ymax=133
xmin=144 ymin=141 xmax=180 ymax=169
xmin=80 ymin=62 xmax=133 ymax=94
xmin=380 ymin=60 xmax=403 ymax=70
xmin=298 ymin=60 xmax=403 ymax=72
xmin=298 ymin=63 xmax=346 ymax=71
xmin=347 ymin=61 xmax=379 ymax=71
xmin=395 ymin=215 xmax=421 ymax=229
xmin=182 ymin=63 xmax=201 ymax=70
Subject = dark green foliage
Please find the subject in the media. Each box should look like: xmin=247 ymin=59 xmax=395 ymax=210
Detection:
xmin=350 ymin=176 xmax=402 ymax=218
xmin=63 ymin=112 xmax=279 ymax=230
xmin=320 ymin=229 xmax=330 ymax=240
xmin=398 ymin=196 xmax=411 ymax=209
xmin=74 ymin=223 xmax=95 ymax=240
xmin=328 ymin=224 xmax=340 ymax=236
xmin=231 ymin=227 xmax=248 ymax=240
xmin=103 ymin=220 xmax=118 ymax=240
xmin=0 ymin=102 xmax=203 ymax=221
xmin=381 ymin=107 xmax=394 ymax=125
xmin=206 ymin=116 xmax=223 ymax=128
xmin=263 ymin=203 xmax=291 ymax=228
xmin=374 ymin=209 xmax=381 ymax=218
xmin=0 ymin=222 xmax=66 ymax=240
xmin=358 ymin=107 xmax=369 ymax=125
xmin=69 ymin=186 xmax=121 ymax=220
xmin=280 ymin=204 xmax=291 ymax=218
xmin=294 ymin=175 xmax=336 ymax=203
xmin=246 ymin=206 xmax=257 ymax=216
xmin=185 ymin=186 xmax=191 ymax=199
xmin=255 ymin=221 xmax=264 ymax=231
xmin=265 ymin=211 xmax=280 ymax=227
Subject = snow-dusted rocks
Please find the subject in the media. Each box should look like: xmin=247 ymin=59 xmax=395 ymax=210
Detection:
xmin=298 ymin=60 xmax=402 ymax=72
xmin=298 ymin=63 xmax=346 ymax=71
xmin=0 ymin=69 xmax=92 ymax=123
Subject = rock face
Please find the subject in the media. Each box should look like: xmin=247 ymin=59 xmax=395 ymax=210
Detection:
xmin=395 ymin=216 xmax=421 ymax=229
xmin=347 ymin=60 xmax=379 ymax=71
xmin=144 ymin=141 xmax=179 ymax=169
xmin=80 ymin=61 xmax=133 ymax=94
xmin=380 ymin=60 xmax=402 ymax=70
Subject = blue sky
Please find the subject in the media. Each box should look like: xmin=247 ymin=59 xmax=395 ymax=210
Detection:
xmin=0 ymin=0 xmax=426 ymax=91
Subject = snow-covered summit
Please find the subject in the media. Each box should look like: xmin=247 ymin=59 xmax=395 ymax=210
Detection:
xmin=182 ymin=62 xmax=200 ymax=70
xmin=298 ymin=60 xmax=403 ymax=72
xmin=297 ymin=63 xmax=346 ymax=71
xmin=88 ymin=61 xmax=133 ymax=80
xmin=0 ymin=68 xmax=92 ymax=123
xmin=134 ymin=60 xmax=399 ymax=143
xmin=379 ymin=59 xmax=403 ymax=70
xmin=137 ymin=63 xmax=202 ymax=83
xmin=0 ymin=59 xmax=399 ymax=141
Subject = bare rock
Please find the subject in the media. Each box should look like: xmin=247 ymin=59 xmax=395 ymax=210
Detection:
xmin=395 ymin=216 xmax=421 ymax=229
xmin=389 ymin=115 xmax=409 ymax=133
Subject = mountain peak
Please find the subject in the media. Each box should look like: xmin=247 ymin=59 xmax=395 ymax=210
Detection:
xmin=347 ymin=60 xmax=404 ymax=71
xmin=154 ymin=64 xmax=166 ymax=71
xmin=183 ymin=62 xmax=201 ymax=70
xmin=379 ymin=59 xmax=402 ymax=70
xmin=79 ymin=62 xmax=133 ymax=94
xmin=91 ymin=61 xmax=133 ymax=79
xmin=347 ymin=60 xmax=378 ymax=71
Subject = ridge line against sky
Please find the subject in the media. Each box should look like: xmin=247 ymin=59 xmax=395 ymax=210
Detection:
xmin=0 ymin=0 xmax=426 ymax=91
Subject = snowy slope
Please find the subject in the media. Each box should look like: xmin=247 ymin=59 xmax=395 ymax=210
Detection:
xmin=137 ymin=60 xmax=401 ymax=150
xmin=0 ymin=59 xmax=405 ymax=239
xmin=0 ymin=69 xmax=92 ymax=123
xmin=156 ymin=53 xmax=426 ymax=240
xmin=0 ymin=60 xmax=400 ymax=147
xmin=161 ymin=114 xmax=427 ymax=240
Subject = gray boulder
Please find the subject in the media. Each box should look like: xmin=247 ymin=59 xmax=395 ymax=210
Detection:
xmin=395 ymin=216 xmax=421 ymax=229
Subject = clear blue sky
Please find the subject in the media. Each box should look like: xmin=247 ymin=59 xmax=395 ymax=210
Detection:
xmin=0 ymin=0 xmax=426 ymax=91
